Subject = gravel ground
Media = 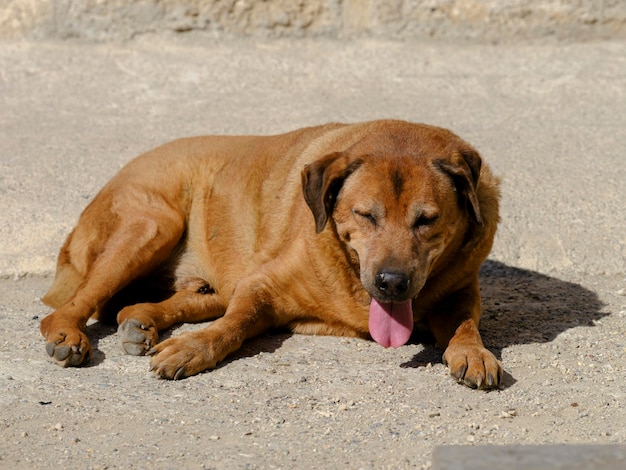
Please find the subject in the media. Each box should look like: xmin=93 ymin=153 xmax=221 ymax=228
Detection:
xmin=0 ymin=38 xmax=625 ymax=468
xmin=1 ymin=269 xmax=624 ymax=468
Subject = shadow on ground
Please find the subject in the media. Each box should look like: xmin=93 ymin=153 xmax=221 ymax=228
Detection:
xmin=401 ymin=260 xmax=606 ymax=386
xmin=478 ymin=260 xmax=605 ymax=350
xmin=83 ymin=321 xmax=117 ymax=367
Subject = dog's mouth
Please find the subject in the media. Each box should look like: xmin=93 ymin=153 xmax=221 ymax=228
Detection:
xmin=368 ymin=298 xmax=414 ymax=348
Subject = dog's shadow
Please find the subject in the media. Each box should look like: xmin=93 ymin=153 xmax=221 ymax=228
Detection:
xmin=221 ymin=330 xmax=293 ymax=366
xmin=80 ymin=322 xmax=290 ymax=369
xmin=82 ymin=321 xmax=117 ymax=367
xmin=401 ymin=260 xmax=607 ymax=387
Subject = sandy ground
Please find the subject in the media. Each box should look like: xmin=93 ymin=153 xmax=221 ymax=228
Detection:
xmin=0 ymin=38 xmax=625 ymax=468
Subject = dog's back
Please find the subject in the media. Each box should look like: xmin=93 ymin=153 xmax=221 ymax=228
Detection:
xmin=43 ymin=123 xmax=345 ymax=311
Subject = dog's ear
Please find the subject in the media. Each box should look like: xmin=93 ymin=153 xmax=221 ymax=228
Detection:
xmin=435 ymin=149 xmax=483 ymax=225
xmin=301 ymin=152 xmax=363 ymax=233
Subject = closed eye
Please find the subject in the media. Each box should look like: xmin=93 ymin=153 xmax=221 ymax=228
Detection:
xmin=413 ymin=214 xmax=439 ymax=229
xmin=353 ymin=209 xmax=377 ymax=226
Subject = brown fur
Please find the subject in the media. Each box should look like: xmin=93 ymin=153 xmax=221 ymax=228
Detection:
xmin=41 ymin=120 xmax=502 ymax=389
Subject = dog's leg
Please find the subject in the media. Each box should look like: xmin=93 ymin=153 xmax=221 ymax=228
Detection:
xmin=428 ymin=282 xmax=502 ymax=389
xmin=40 ymin=207 xmax=184 ymax=368
xmin=117 ymin=291 xmax=227 ymax=356
xmin=147 ymin=275 xmax=277 ymax=379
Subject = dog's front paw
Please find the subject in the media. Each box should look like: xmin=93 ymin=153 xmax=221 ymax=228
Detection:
xmin=41 ymin=313 xmax=92 ymax=367
xmin=43 ymin=329 xmax=92 ymax=367
xmin=147 ymin=333 xmax=217 ymax=380
xmin=443 ymin=344 xmax=502 ymax=390
xmin=118 ymin=318 xmax=158 ymax=356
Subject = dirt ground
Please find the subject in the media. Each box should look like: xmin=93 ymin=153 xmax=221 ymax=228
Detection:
xmin=1 ymin=269 xmax=624 ymax=468
xmin=0 ymin=38 xmax=625 ymax=468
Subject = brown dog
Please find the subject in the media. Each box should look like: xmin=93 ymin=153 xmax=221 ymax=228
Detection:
xmin=40 ymin=120 xmax=502 ymax=389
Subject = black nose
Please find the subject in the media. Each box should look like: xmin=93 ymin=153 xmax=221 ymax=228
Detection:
xmin=374 ymin=271 xmax=410 ymax=299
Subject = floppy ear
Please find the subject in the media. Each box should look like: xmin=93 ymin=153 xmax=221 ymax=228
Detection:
xmin=301 ymin=152 xmax=363 ymax=233
xmin=434 ymin=149 xmax=483 ymax=225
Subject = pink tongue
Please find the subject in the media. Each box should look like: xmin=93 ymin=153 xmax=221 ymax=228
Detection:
xmin=368 ymin=298 xmax=414 ymax=348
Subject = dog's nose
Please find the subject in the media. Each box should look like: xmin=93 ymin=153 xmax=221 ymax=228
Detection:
xmin=374 ymin=271 xmax=410 ymax=299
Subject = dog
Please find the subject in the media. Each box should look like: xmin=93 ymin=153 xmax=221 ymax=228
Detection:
xmin=40 ymin=120 xmax=502 ymax=389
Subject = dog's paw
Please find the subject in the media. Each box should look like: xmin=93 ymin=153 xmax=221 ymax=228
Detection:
xmin=118 ymin=318 xmax=158 ymax=356
xmin=44 ymin=329 xmax=92 ymax=367
xmin=443 ymin=344 xmax=502 ymax=390
xmin=147 ymin=333 xmax=217 ymax=380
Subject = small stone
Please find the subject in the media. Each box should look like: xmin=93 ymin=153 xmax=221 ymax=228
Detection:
xmin=54 ymin=423 xmax=63 ymax=431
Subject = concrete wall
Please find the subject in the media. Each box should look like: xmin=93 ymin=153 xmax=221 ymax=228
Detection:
xmin=1 ymin=0 xmax=625 ymax=42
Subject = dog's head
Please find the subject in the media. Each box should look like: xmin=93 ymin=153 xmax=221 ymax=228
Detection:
xmin=302 ymin=122 xmax=483 ymax=348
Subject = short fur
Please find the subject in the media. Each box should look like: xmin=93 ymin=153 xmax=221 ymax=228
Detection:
xmin=41 ymin=120 xmax=502 ymax=389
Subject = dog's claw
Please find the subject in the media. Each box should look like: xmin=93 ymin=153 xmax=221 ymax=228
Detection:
xmin=453 ymin=363 xmax=468 ymax=382
xmin=472 ymin=375 xmax=483 ymax=389
xmin=174 ymin=367 xmax=186 ymax=380
xmin=443 ymin=344 xmax=501 ymax=390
